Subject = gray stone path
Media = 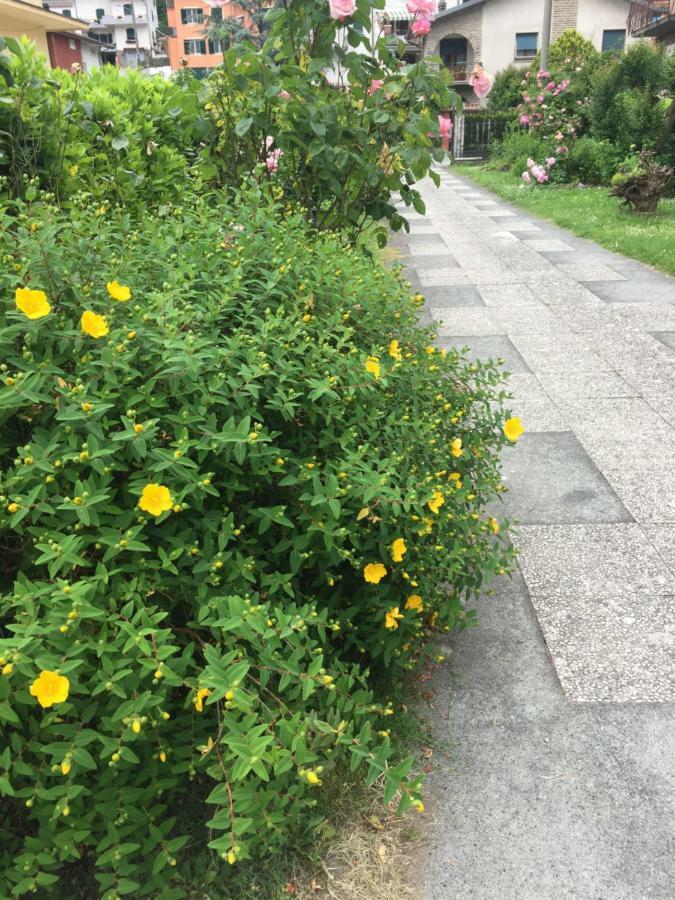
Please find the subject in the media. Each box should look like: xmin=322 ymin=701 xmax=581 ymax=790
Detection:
xmin=392 ymin=170 xmax=675 ymax=899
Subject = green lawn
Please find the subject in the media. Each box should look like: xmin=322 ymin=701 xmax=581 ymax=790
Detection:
xmin=453 ymin=166 xmax=675 ymax=278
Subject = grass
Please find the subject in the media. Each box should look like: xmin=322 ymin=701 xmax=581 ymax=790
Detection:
xmin=453 ymin=165 xmax=675 ymax=278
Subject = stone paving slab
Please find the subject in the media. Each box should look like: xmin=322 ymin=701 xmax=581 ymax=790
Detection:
xmin=405 ymin=168 xmax=675 ymax=709
xmin=497 ymin=432 xmax=633 ymax=525
xmin=436 ymin=334 xmax=531 ymax=374
xmin=419 ymin=573 xmax=675 ymax=899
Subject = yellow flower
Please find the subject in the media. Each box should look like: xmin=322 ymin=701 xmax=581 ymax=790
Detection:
xmin=425 ymin=345 xmax=435 ymax=355
xmin=306 ymin=771 xmax=321 ymax=785
xmin=363 ymin=562 xmax=387 ymax=584
xmin=405 ymin=594 xmax=424 ymax=612
xmin=504 ymin=417 xmax=524 ymax=442
xmin=449 ymin=472 xmax=461 ymax=481
xmin=7 ymin=502 xmax=19 ymax=514
xmin=138 ymin=483 xmax=172 ymax=517
xmin=428 ymin=491 xmax=444 ymax=515
xmin=81 ymin=310 xmax=109 ymax=338
xmin=131 ymin=719 xmax=141 ymax=734
xmin=384 ymin=607 xmax=404 ymax=629
xmin=450 ymin=438 xmax=463 ymax=458
xmin=15 ymin=287 xmax=51 ymax=320
xmin=29 ymin=670 xmax=70 ymax=708
xmin=194 ymin=687 xmax=210 ymax=712
xmin=391 ymin=538 xmax=407 ymax=562
xmin=106 ymin=281 xmax=132 ymax=302
xmin=159 ymin=750 xmax=167 ymax=763
xmin=365 ymin=356 xmax=381 ymax=379
xmin=61 ymin=760 xmax=71 ymax=776
xmin=388 ymin=339 xmax=402 ymax=360
xmin=69 ymin=164 xmax=79 ymax=177
xmin=489 ymin=518 xmax=500 ymax=534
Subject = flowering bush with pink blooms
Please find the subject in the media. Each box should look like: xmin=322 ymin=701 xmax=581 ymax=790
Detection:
xmin=197 ymin=0 xmax=459 ymax=243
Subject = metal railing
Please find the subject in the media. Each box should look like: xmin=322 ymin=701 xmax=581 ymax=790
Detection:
xmin=627 ymin=0 xmax=674 ymax=35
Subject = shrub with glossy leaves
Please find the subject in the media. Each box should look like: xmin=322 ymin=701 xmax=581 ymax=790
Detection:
xmin=0 ymin=187 xmax=515 ymax=895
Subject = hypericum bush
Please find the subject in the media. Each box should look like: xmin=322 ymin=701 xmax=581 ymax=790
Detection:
xmin=0 ymin=188 xmax=515 ymax=896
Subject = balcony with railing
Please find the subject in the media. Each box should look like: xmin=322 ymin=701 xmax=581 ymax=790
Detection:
xmin=627 ymin=0 xmax=675 ymax=37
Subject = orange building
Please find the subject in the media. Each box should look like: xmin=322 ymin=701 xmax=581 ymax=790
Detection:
xmin=166 ymin=0 xmax=251 ymax=76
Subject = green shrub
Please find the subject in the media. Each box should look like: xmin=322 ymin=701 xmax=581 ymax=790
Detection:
xmin=1 ymin=0 xmax=461 ymax=243
xmin=487 ymin=66 xmax=525 ymax=111
xmin=0 ymin=187 xmax=514 ymax=896
xmin=489 ymin=129 xmax=549 ymax=175
xmin=0 ymin=37 xmax=201 ymax=208
xmin=591 ymin=42 xmax=675 ymax=161
xmin=556 ymin=136 xmax=623 ymax=185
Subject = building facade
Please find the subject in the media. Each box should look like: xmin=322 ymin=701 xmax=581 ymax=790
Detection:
xmin=381 ymin=0 xmax=635 ymax=103
xmin=1 ymin=0 xmax=90 ymax=64
xmin=44 ymin=0 xmax=159 ymax=68
xmin=165 ymin=0 xmax=260 ymax=76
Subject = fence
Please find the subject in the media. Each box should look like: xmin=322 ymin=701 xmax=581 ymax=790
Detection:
xmin=451 ymin=111 xmax=509 ymax=160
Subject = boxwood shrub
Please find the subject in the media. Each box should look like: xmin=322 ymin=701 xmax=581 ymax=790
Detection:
xmin=0 ymin=188 xmax=515 ymax=897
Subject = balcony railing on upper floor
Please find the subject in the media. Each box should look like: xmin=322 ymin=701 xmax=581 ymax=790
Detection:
xmin=627 ymin=0 xmax=675 ymax=35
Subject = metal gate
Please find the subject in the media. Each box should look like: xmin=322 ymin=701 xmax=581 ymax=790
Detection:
xmin=452 ymin=112 xmax=509 ymax=160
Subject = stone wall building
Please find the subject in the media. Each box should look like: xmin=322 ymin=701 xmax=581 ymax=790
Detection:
xmin=382 ymin=0 xmax=635 ymax=104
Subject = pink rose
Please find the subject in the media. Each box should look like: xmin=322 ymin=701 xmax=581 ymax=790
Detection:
xmin=406 ymin=0 xmax=435 ymax=12
xmin=278 ymin=90 xmax=291 ymax=101
xmin=470 ymin=65 xmax=493 ymax=99
xmin=526 ymin=158 xmax=535 ymax=168
xmin=519 ymin=114 xmax=530 ymax=126
xmin=522 ymin=171 xmax=531 ymax=183
xmin=438 ymin=115 xmax=452 ymax=139
xmin=546 ymin=157 xmax=556 ymax=167
xmin=266 ymin=148 xmax=283 ymax=173
xmin=368 ymin=79 xmax=384 ymax=95
xmin=328 ymin=0 xmax=356 ymax=20
xmin=411 ymin=16 xmax=431 ymax=36
xmin=546 ymin=81 xmax=555 ymax=90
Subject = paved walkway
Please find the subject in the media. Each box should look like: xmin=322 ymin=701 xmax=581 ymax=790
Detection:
xmin=392 ymin=170 xmax=675 ymax=899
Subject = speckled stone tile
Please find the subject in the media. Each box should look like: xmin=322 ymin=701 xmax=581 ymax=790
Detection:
xmin=506 ymin=399 xmax=568 ymax=433
xmin=616 ymin=304 xmax=675 ymax=331
xmin=647 ymin=395 xmax=675 ymax=428
xmin=406 ymin=224 xmax=443 ymax=235
xmin=586 ymin=280 xmax=675 ymax=305
xmin=644 ymin=526 xmax=675 ymax=574
xmin=411 ymin=252 xmax=460 ymax=269
xmin=477 ymin=284 xmax=539 ymax=307
xmin=516 ymin=525 xmax=672 ymax=597
xmin=490 ymin=305 xmax=564 ymax=336
xmin=601 ymin=469 xmax=675 ymax=525
xmin=434 ymin=308 xmax=500 ymax=336
xmin=556 ymin=264 xmax=626 ymax=284
xmin=524 ymin=239 xmax=575 ymax=253
xmin=529 ymin=588 xmax=675 ymax=702
xmin=652 ymin=332 xmax=675 ymax=354
xmin=510 ymin=333 xmax=612 ymax=374
xmin=498 ymin=220 xmax=541 ymax=231
xmin=538 ymin=372 xmax=638 ymax=402
xmin=437 ymin=334 xmax=531 ymax=374
xmin=419 ymin=269 xmax=522 ymax=287
xmin=423 ymin=285 xmax=485 ymax=308
xmin=496 ymin=433 xmax=633 ymax=525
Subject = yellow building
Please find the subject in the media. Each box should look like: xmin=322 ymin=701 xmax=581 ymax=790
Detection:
xmin=1 ymin=0 xmax=89 ymax=62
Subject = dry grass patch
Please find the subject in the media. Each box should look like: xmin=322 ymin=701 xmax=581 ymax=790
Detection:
xmin=290 ymin=779 xmax=430 ymax=900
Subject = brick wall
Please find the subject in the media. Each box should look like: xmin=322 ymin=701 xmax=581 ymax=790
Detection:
xmin=425 ymin=5 xmax=483 ymax=65
xmin=551 ymin=0 xmax=579 ymax=41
